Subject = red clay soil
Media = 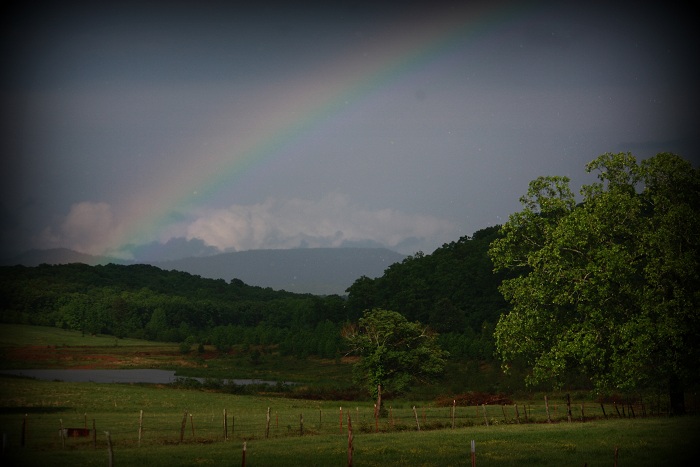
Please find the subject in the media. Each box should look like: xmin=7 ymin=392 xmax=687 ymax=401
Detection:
xmin=1 ymin=345 xmax=184 ymax=369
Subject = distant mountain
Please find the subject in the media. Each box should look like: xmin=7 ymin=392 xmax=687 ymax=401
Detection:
xmin=1 ymin=247 xmax=405 ymax=296
xmin=152 ymin=248 xmax=405 ymax=295
xmin=0 ymin=248 xmax=127 ymax=267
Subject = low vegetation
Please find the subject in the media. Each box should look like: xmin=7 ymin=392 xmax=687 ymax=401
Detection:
xmin=1 ymin=375 xmax=697 ymax=466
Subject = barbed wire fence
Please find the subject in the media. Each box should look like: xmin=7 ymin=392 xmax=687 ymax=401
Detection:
xmin=2 ymin=392 xmax=692 ymax=453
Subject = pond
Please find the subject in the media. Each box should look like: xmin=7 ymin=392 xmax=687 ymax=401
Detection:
xmin=0 ymin=369 xmax=286 ymax=386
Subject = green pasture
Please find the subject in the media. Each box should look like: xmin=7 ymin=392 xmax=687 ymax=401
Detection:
xmin=0 ymin=377 xmax=697 ymax=466
xmin=1 ymin=323 xmax=698 ymax=465
xmin=0 ymin=324 xmax=163 ymax=348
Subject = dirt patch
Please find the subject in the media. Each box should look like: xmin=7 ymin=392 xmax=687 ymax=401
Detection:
xmin=0 ymin=345 xmax=206 ymax=370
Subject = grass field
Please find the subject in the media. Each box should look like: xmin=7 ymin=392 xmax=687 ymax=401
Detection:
xmin=1 ymin=323 xmax=698 ymax=466
xmin=0 ymin=324 xmax=354 ymax=387
xmin=1 ymin=376 xmax=698 ymax=466
xmin=0 ymin=324 xmax=165 ymax=348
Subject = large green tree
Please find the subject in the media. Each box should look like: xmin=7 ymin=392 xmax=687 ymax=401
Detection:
xmin=488 ymin=152 xmax=699 ymax=414
xmin=342 ymin=308 xmax=448 ymax=399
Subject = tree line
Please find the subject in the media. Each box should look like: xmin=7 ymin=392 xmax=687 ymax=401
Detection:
xmin=0 ymin=229 xmax=506 ymax=362
xmin=344 ymin=226 xmax=509 ymax=360
xmin=0 ymin=263 xmax=349 ymax=358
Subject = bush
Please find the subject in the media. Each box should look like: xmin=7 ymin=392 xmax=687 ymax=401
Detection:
xmin=435 ymin=391 xmax=513 ymax=407
xmin=171 ymin=377 xmax=202 ymax=389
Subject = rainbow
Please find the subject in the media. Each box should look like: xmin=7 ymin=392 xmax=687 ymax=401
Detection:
xmin=109 ymin=2 xmax=536 ymax=257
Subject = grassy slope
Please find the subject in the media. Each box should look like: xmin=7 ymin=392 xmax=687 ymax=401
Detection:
xmin=1 ymin=324 xmax=698 ymax=465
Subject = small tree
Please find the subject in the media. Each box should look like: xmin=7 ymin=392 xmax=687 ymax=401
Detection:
xmin=342 ymin=308 xmax=448 ymax=401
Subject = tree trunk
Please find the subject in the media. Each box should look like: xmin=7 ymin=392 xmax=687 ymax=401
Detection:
xmin=668 ymin=373 xmax=685 ymax=415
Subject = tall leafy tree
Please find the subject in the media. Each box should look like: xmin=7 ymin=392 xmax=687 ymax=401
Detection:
xmin=489 ymin=153 xmax=699 ymax=413
xmin=341 ymin=308 xmax=448 ymax=400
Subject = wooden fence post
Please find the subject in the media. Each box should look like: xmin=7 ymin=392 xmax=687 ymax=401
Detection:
xmin=242 ymin=441 xmax=246 ymax=467
xmin=545 ymin=395 xmax=552 ymax=423
xmin=266 ymin=407 xmax=271 ymax=439
xmin=224 ymin=409 xmax=228 ymax=440
xmin=452 ymin=400 xmax=456 ymax=429
xmin=339 ymin=407 xmax=343 ymax=434
xmin=92 ymin=419 xmax=97 ymax=448
xmin=481 ymin=404 xmax=489 ymax=426
xmin=105 ymin=431 xmax=114 ymax=467
xmin=180 ymin=411 xmax=187 ymax=443
xmin=470 ymin=439 xmax=476 ymax=467
xmin=347 ymin=412 xmax=354 ymax=467
xmin=60 ymin=419 xmax=65 ymax=449
xmin=412 ymin=406 xmax=420 ymax=431
xmin=515 ymin=404 xmax=520 ymax=424
xmin=600 ymin=403 xmax=607 ymax=419
xmin=21 ymin=414 xmax=27 ymax=448
xmin=566 ymin=393 xmax=572 ymax=423
xmin=190 ymin=413 xmax=195 ymax=439
xmin=138 ymin=409 xmax=143 ymax=446
xmin=299 ymin=413 xmax=304 ymax=436
xmin=501 ymin=405 xmax=507 ymax=423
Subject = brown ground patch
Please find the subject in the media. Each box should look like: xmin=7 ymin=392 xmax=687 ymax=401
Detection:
xmin=0 ymin=345 xmax=205 ymax=370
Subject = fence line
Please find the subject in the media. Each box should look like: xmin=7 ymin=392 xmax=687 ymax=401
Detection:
xmin=0 ymin=394 xmax=687 ymax=452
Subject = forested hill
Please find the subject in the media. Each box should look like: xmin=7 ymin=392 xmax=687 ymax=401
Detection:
xmin=2 ymin=247 xmax=405 ymax=295
xmin=0 ymin=263 xmax=350 ymax=355
xmin=0 ymin=227 xmax=508 ymax=360
xmin=344 ymin=226 xmax=509 ymax=358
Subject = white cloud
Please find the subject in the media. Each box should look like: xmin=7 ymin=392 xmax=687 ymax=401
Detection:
xmin=33 ymin=194 xmax=457 ymax=257
xmin=185 ymin=193 xmax=457 ymax=254
xmin=36 ymin=201 xmax=123 ymax=256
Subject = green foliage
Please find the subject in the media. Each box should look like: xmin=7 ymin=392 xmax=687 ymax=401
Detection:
xmin=0 ymin=263 xmax=347 ymax=358
xmin=342 ymin=308 xmax=448 ymax=398
xmin=345 ymin=226 xmax=508 ymax=361
xmin=489 ymin=153 xmax=699 ymax=410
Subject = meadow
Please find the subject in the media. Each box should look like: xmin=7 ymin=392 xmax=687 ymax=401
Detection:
xmin=1 ymin=324 xmax=698 ymax=466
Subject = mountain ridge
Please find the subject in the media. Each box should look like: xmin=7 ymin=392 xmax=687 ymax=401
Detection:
xmin=1 ymin=247 xmax=405 ymax=295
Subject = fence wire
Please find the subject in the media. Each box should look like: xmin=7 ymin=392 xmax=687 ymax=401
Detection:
xmin=1 ymin=395 xmax=689 ymax=452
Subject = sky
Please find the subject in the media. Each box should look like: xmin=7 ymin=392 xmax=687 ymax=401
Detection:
xmin=1 ymin=0 xmax=698 ymax=260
